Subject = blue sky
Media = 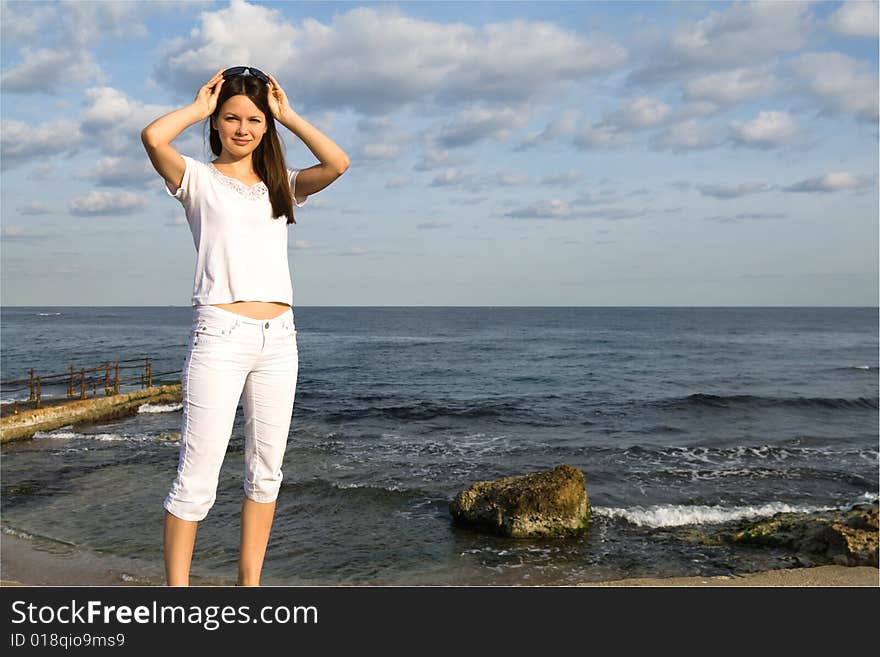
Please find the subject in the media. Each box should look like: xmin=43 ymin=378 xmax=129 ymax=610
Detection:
xmin=1 ymin=0 xmax=877 ymax=306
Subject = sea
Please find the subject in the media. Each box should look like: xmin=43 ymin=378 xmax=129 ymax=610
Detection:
xmin=1 ymin=306 xmax=877 ymax=586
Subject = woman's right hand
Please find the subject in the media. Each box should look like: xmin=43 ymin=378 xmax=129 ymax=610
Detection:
xmin=193 ymin=69 xmax=225 ymax=118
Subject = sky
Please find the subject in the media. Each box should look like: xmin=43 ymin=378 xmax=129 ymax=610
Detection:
xmin=1 ymin=0 xmax=878 ymax=307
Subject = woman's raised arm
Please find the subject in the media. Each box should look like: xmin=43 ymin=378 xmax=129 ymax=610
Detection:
xmin=141 ymin=70 xmax=225 ymax=189
xmin=266 ymin=73 xmax=349 ymax=198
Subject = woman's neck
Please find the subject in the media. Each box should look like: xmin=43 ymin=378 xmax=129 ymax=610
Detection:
xmin=212 ymin=154 xmax=256 ymax=174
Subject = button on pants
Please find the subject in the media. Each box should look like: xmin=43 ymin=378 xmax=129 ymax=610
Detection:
xmin=164 ymin=304 xmax=299 ymax=521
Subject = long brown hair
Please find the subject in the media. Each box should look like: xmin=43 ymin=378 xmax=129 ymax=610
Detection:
xmin=207 ymin=74 xmax=296 ymax=225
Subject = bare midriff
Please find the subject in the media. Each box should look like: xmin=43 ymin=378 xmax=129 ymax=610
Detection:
xmin=210 ymin=301 xmax=290 ymax=320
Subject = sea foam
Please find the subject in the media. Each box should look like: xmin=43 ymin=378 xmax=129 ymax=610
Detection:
xmin=138 ymin=402 xmax=183 ymax=413
xmin=592 ymin=498 xmax=869 ymax=528
xmin=2 ymin=526 xmax=33 ymax=540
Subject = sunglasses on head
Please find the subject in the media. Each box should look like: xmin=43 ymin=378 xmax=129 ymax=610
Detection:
xmin=222 ymin=66 xmax=269 ymax=83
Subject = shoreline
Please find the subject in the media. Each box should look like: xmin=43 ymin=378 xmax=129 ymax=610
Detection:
xmin=1 ymin=531 xmax=165 ymax=587
xmin=2 ymin=531 xmax=877 ymax=588
xmin=582 ymin=564 xmax=878 ymax=586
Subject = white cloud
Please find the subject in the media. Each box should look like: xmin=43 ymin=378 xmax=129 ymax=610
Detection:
xmin=783 ymin=172 xmax=868 ymax=193
xmin=677 ymin=101 xmax=723 ymax=119
xmin=352 ymin=117 xmax=412 ymax=164
xmin=669 ymin=1 xmax=812 ymax=66
xmin=1 ymin=225 xmax=51 ymax=241
xmin=18 ymin=202 xmax=52 ymax=216
xmin=414 ymin=135 xmax=467 ymax=172
xmin=506 ymin=199 xmax=572 ymax=219
xmin=650 ymin=119 xmax=719 ymax=152
xmin=0 ymin=47 xmax=101 ymax=93
xmin=606 ymin=96 xmax=671 ymax=129
xmin=0 ymin=1 xmax=58 ymax=43
xmin=729 ymin=110 xmax=798 ymax=148
xmin=572 ymin=189 xmax=620 ymax=206
xmin=339 ymin=247 xmax=368 ymax=256
xmin=628 ymin=1 xmax=814 ymax=89
xmin=2 ymin=86 xmax=180 ymax=170
xmin=505 ymin=199 xmax=646 ymax=221
xmin=496 ymin=171 xmax=529 ymax=186
xmin=828 ymin=1 xmax=879 ymax=38
xmin=164 ymin=215 xmax=188 ymax=227
xmin=572 ymin=123 xmax=634 ymax=150
xmin=69 ymin=191 xmax=147 ymax=216
xmin=86 ymin=157 xmax=156 ymax=188
xmin=544 ymin=110 xmax=584 ymax=138
xmin=434 ymin=19 xmax=627 ymax=105
xmin=434 ymin=105 xmax=531 ymax=148
xmin=80 ymin=86 xmax=175 ymax=155
xmin=790 ymin=52 xmax=879 ymax=122
xmin=518 ymin=109 xmax=584 ymax=149
xmin=454 ymin=196 xmax=488 ymax=206
xmin=81 ymin=87 xmax=135 ymax=126
xmin=579 ymin=207 xmax=647 ymax=221
xmin=541 ymin=170 xmax=583 ymax=187
xmin=684 ymin=67 xmax=780 ymax=104
xmin=430 ymin=169 xmax=465 ymax=187
xmin=705 ymin=211 xmax=787 ymax=224
xmin=696 ymin=183 xmax=772 ymax=199
xmin=157 ymin=4 xmax=627 ymax=114
xmin=62 ymin=1 xmax=150 ymax=43
xmin=161 ymin=0 xmax=298 ymax=86
xmin=417 ymin=221 xmax=451 ymax=229
xmin=27 ymin=163 xmax=55 ymax=180
xmin=1 ymin=0 xmax=154 ymax=94
xmin=83 ymin=87 xmax=175 ymax=139
xmin=0 ymin=118 xmax=83 ymax=169
xmin=385 ymin=176 xmax=410 ymax=189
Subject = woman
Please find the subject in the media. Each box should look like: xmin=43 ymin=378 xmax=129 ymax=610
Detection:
xmin=141 ymin=66 xmax=348 ymax=586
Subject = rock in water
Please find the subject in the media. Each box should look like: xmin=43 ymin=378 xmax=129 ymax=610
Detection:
xmin=724 ymin=502 xmax=879 ymax=567
xmin=449 ymin=464 xmax=590 ymax=538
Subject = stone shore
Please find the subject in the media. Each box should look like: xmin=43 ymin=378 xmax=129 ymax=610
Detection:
xmin=0 ymin=384 xmax=182 ymax=443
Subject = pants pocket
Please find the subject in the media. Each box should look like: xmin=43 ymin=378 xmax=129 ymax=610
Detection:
xmin=192 ymin=320 xmax=236 ymax=347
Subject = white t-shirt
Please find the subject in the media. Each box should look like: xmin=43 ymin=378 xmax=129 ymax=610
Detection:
xmin=165 ymin=155 xmax=308 ymax=307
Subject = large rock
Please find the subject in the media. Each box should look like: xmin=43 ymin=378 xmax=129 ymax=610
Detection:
xmin=668 ymin=502 xmax=879 ymax=567
xmin=723 ymin=502 xmax=878 ymax=567
xmin=450 ymin=464 xmax=590 ymax=538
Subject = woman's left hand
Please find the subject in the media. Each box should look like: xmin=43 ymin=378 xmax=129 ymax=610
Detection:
xmin=266 ymin=73 xmax=293 ymax=121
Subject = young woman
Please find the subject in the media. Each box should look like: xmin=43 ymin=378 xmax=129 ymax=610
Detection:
xmin=141 ymin=66 xmax=348 ymax=586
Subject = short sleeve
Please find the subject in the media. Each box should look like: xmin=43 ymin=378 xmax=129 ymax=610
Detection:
xmin=288 ymin=169 xmax=309 ymax=208
xmin=165 ymin=155 xmax=196 ymax=204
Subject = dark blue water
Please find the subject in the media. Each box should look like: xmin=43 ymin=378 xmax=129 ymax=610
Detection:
xmin=1 ymin=306 xmax=877 ymax=584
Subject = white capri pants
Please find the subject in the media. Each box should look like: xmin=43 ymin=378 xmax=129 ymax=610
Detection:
xmin=164 ymin=304 xmax=299 ymax=521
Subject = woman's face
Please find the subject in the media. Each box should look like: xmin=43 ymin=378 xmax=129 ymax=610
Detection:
xmin=212 ymin=94 xmax=268 ymax=156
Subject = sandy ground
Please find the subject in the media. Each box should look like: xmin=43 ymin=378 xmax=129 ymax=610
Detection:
xmin=581 ymin=564 xmax=878 ymax=587
xmin=1 ymin=532 xmax=164 ymax=587
xmin=2 ymin=531 xmax=877 ymax=587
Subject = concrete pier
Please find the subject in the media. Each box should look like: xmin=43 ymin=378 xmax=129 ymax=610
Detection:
xmin=0 ymin=384 xmax=182 ymax=443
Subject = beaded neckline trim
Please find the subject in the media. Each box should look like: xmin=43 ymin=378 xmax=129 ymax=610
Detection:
xmin=207 ymin=162 xmax=267 ymax=201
